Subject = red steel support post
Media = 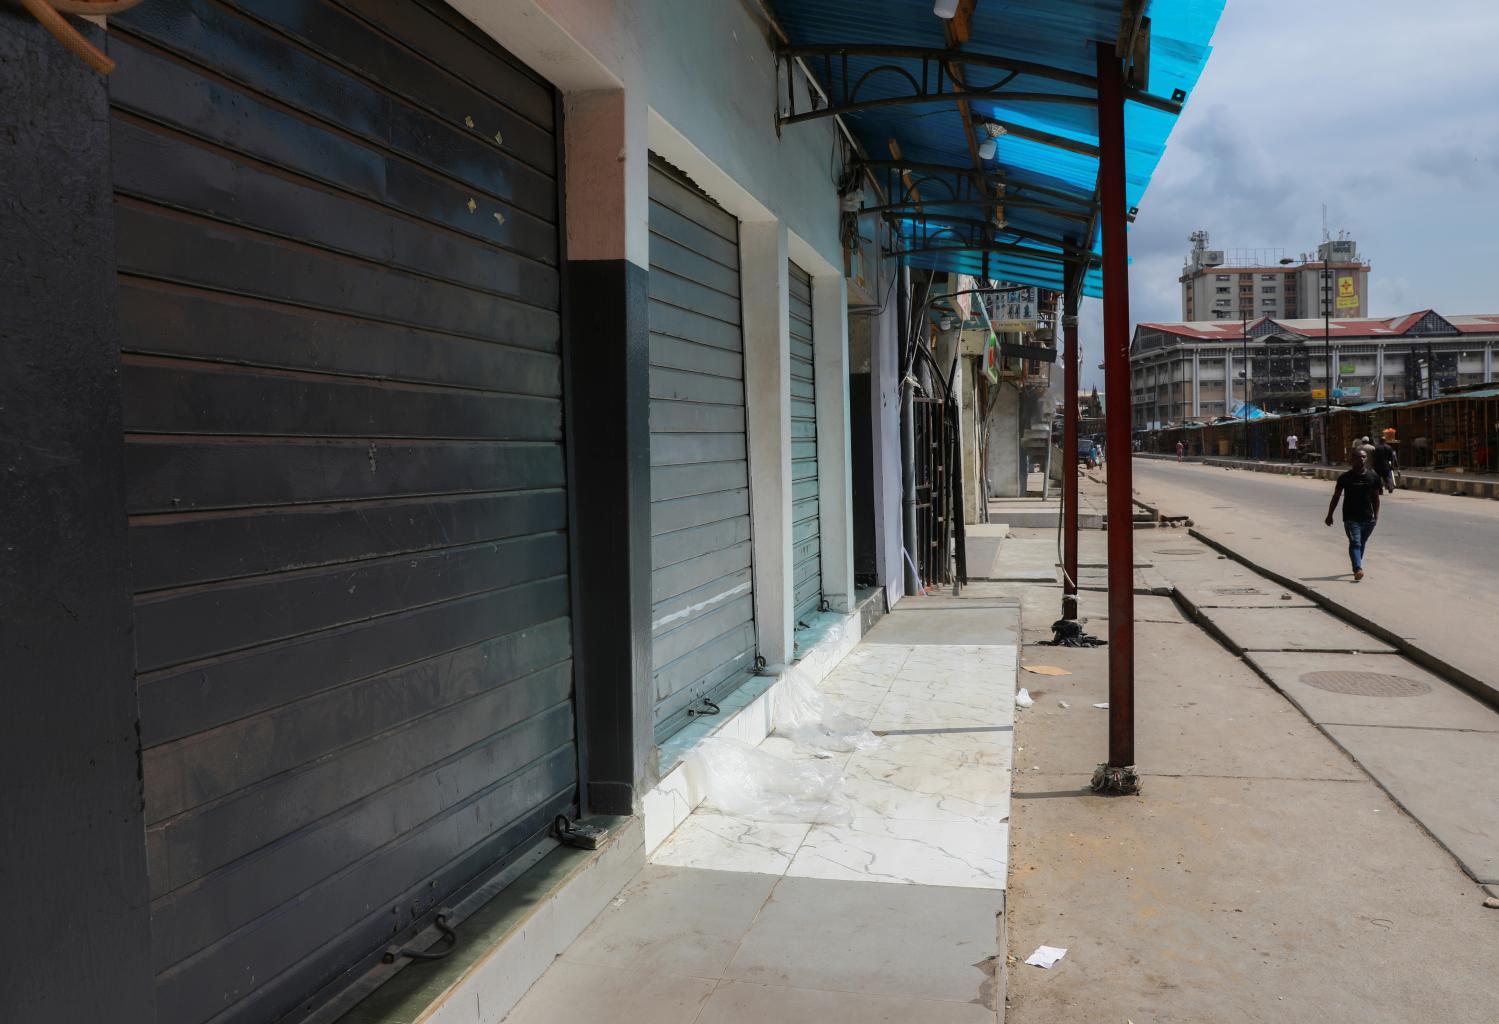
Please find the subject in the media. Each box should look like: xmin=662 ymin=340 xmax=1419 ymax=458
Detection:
xmin=1095 ymin=42 xmax=1137 ymax=785
xmin=1061 ymin=270 xmax=1080 ymax=620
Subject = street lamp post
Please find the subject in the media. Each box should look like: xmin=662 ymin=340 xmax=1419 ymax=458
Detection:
xmin=1281 ymin=256 xmax=1333 ymax=462
xmin=1240 ymin=308 xmax=1250 ymax=457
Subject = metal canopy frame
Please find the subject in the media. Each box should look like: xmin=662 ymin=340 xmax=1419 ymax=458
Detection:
xmin=775 ymin=43 xmax=1184 ymax=122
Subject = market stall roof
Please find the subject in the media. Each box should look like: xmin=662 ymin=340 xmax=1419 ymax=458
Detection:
xmin=768 ymin=0 xmax=1224 ymax=296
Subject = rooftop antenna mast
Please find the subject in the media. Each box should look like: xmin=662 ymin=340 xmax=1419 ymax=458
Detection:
xmin=1321 ymin=203 xmax=1329 ymax=243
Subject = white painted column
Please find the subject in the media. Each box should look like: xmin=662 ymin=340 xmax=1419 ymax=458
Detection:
xmin=811 ymin=271 xmax=853 ymax=613
xmin=740 ymin=220 xmax=793 ymax=667
xmin=1192 ymin=349 xmax=1201 ymax=416
xmin=1485 ymin=343 xmax=1493 ymax=383
xmin=1376 ymin=347 xmax=1385 ymax=401
xmin=1224 ymin=348 xmax=1234 ymax=411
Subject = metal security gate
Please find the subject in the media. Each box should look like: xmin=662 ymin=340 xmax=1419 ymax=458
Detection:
xmin=788 ymin=261 xmax=823 ymax=624
xmin=647 ymin=159 xmax=758 ymax=740
xmin=914 ymin=394 xmax=955 ymax=587
xmin=109 ymin=3 xmax=576 ymax=1021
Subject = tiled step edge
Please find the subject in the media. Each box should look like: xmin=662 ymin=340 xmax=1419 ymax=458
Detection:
xmin=332 ymin=816 xmax=645 ymax=1024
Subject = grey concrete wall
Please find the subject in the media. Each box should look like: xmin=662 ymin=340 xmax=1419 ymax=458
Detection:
xmin=864 ymin=297 xmax=905 ymax=603
xmin=985 ymin=383 xmax=1022 ymax=498
xmin=1 ymin=14 xmax=156 ymax=1022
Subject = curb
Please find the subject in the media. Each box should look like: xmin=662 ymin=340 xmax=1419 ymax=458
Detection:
xmin=1161 ymin=545 xmax=1499 ymax=887
xmin=1187 ymin=527 xmax=1499 ymax=712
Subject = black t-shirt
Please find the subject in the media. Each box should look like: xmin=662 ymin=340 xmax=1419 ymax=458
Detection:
xmin=1337 ymin=469 xmax=1382 ymax=521
xmin=1371 ymin=443 xmax=1396 ymax=473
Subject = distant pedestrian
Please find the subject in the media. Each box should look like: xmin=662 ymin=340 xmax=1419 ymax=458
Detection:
xmin=1175 ymin=440 xmax=1185 ymax=461
xmin=1324 ymin=448 xmax=1382 ymax=582
xmin=1371 ymin=436 xmax=1399 ymax=493
xmin=1285 ymin=433 xmax=1299 ymax=461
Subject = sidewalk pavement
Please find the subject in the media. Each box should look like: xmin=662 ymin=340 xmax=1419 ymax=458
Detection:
xmin=1140 ymin=452 xmax=1499 ymax=500
xmin=1124 ymin=459 xmax=1499 ymax=707
xmin=1002 ymin=542 xmax=1499 ymax=1023
xmin=500 ymin=598 xmax=1019 ymax=1023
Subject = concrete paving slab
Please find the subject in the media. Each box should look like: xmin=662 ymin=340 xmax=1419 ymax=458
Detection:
xmin=986 ymin=536 xmax=1060 ymax=582
xmin=561 ymin=865 xmax=778 ymax=976
xmin=1322 ymin=725 xmax=1499 ymax=883
xmin=1013 ymin=620 xmax=1364 ymax=782
xmin=897 ymin=594 xmax=1021 ymax=610
xmin=695 ymin=980 xmax=996 ymax=1024
xmin=1196 ymin=605 xmax=1396 ymax=654
xmin=1174 ymin=579 xmax=1316 ymax=608
xmin=723 ymin=876 xmax=1004 ymax=1005
xmin=863 ymin=606 xmax=1019 ymax=646
xmin=1245 ymin=651 xmax=1499 ymax=732
xmin=503 ymin=960 xmax=715 ymax=1024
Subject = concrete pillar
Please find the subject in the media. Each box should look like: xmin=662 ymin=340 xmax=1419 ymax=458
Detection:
xmin=1 ymin=15 xmax=156 ymax=1022
xmin=1377 ymin=347 xmax=1385 ymax=402
xmin=1225 ymin=348 xmax=1235 ymax=411
xmin=558 ymin=86 xmax=655 ymax=812
xmin=811 ymin=271 xmax=854 ymax=612
xmin=741 ymin=220 xmax=793 ymax=666
xmin=867 ymin=293 xmax=905 ymax=603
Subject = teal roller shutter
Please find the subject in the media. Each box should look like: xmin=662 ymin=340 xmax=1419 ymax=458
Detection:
xmin=647 ymin=158 xmax=758 ymax=740
xmin=788 ymin=261 xmax=822 ymax=625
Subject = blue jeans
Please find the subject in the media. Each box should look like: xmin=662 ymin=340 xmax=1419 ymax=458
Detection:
xmin=1344 ymin=520 xmax=1376 ymax=571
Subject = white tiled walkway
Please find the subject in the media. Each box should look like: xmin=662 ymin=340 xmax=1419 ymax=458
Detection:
xmin=503 ymin=602 xmax=1018 ymax=1023
xmin=654 ymin=642 xmax=1015 ymax=888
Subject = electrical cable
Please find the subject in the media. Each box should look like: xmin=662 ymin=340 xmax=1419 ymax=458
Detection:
xmin=13 ymin=0 xmax=144 ymax=75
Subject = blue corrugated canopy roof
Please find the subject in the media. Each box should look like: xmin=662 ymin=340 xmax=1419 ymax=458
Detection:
xmin=769 ymin=0 xmax=1224 ymax=296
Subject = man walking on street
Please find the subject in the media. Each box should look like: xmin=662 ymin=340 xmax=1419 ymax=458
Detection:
xmin=1372 ymin=435 xmax=1399 ymax=493
xmin=1286 ymin=432 xmax=1298 ymax=461
xmin=1325 ymin=449 xmax=1382 ymax=582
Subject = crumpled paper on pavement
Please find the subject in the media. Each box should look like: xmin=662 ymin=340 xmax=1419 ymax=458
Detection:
xmin=1024 ymin=945 xmax=1068 ymax=969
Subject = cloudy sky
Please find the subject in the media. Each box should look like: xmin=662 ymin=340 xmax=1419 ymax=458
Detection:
xmin=1079 ymin=0 xmax=1499 ymax=389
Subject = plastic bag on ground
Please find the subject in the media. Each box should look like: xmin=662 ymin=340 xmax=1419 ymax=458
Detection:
xmin=683 ymin=737 xmax=850 ymax=823
xmin=1015 ymin=688 xmax=1034 ymax=708
xmin=772 ymin=674 xmax=880 ymax=753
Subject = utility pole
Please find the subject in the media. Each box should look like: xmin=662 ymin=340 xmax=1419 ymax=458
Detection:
xmin=1241 ymin=307 xmax=1250 ymax=457
xmin=1094 ymin=42 xmax=1138 ymax=794
xmin=1061 ymin=264 xmax=1080 ymax=620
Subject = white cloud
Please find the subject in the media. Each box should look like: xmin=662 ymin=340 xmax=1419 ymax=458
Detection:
xmin=1081 ymin=0 xmax=1499 ymax=388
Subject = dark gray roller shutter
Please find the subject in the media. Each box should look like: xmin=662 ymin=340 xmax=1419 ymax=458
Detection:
xmin=108 ymin=3 xmax=576 ymax=1021
xmin=647 ymin=159 xmax=758 ymax=740
xmin=788 ymin=261 xmax=823 ymax=624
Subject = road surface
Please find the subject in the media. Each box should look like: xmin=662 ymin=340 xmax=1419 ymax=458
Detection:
xmin=1126 ymin=459 xmax=1499 ymax=698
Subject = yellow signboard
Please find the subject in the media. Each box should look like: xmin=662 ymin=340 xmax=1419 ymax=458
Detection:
xmin=1335 ymin=274 xmax=1358 ymax=310
xmin=1311 ymin=388 xmax=1327 ymax=399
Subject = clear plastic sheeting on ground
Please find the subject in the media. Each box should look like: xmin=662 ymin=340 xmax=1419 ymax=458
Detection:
xmin=772 ymin=674 xmax=881 ymax=753
xmin=683 ymin=737 xmax=851 ymax=823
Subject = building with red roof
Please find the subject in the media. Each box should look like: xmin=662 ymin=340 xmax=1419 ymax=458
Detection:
xmin=1130 ymin=311 xmax=1499 ymax=429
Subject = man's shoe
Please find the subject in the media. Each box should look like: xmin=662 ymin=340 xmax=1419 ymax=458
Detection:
xmin=1354 ymin=570 xmax=1364 ymax=581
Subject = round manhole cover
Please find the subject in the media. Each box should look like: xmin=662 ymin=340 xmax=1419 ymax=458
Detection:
xmin=1299 ymin=671 xmax=1431 ymax=698
xmin=1153 ymin=547 xmax=1201 ymax=555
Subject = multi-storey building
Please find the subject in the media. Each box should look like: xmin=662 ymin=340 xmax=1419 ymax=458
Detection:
xmin=1179 ymin=230 xmax=1372 ymax=321
xmin=1130 ymin=311 xmax=1499 ymax=429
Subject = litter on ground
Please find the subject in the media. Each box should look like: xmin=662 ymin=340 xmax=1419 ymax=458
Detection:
xmin=1024 ymin=945 xmax=1068 ymax=969
xmin=1023 ymin=664 xmax=1072 ymax=676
